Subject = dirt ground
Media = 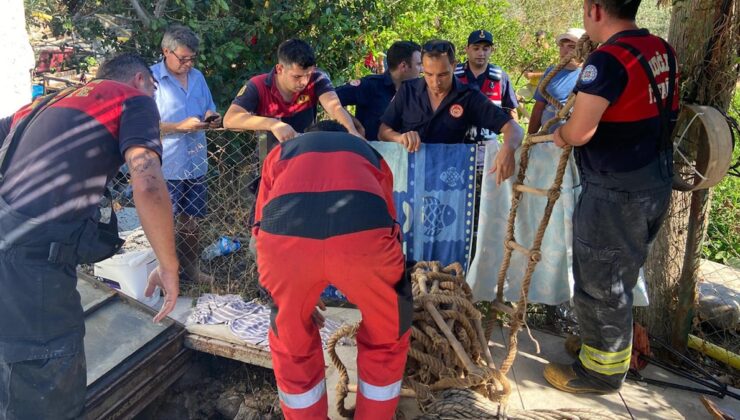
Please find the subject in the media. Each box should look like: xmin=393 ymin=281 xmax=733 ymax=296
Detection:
xmin=135 ymin=353 xmax=282 ymax=420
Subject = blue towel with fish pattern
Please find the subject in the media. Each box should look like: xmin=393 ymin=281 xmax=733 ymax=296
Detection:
xmin=371 ymin=142 xmax=477 ymax=270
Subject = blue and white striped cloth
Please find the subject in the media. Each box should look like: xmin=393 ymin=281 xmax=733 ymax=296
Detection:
xmin=187 ymin=294 xmax=348 ymax=348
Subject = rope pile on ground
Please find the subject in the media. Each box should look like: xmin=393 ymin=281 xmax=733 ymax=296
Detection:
xmin=327 ymin=261 xmax=511 ymax=418
xmin=327 ymin=260 xmax=626 ymax=419
xmin=405 ymin=262 xmax=510 ymax=407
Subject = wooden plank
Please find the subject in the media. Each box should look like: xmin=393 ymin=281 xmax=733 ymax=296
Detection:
xmin=184 ymin=334 xmax=273 ymax=369
xmin=507 ymin=240 xmax=531 ymax=257
xmin=527 ymin=133 xmax=553 ymax=144
xmin=513 ymin=184 xmax=549 ymax=197
xmin=186 ymin=323 xmax=256 ymax=346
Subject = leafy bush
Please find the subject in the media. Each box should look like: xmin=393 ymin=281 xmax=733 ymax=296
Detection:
xmin=704 ymin=89 xmax=740 ymax=267
xmin=25 ymin=0 xmax=592 ymax=107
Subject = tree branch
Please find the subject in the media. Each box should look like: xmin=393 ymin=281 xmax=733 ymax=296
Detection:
xmin=129 ymin=0 xmax=152 ymax=26
xmin=154 ymin=0 xmax=168 ymax=18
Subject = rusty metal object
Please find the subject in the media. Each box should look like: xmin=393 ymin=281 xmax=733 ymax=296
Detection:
xmin=672 ymin=104 xmax=734 ymax=191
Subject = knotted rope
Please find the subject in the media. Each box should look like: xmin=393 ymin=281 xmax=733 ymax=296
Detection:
xmin=326 ymin=34 xmax=604 ymax=418
xmin=328 ymin=261 xmax=511 ymax=417
xmin=494 ymin=34 xmax=598 ymax=376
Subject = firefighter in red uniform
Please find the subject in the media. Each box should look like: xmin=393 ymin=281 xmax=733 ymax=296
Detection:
xmin=546 ymin=0 xmax=679 ymax=394
xmin=254 ymin=121 xmax=411 ymax=419
xmin=0 ymin=53 xmax=179 ymax=418
xmin=223 ymin=38 xmax=362 ymax=154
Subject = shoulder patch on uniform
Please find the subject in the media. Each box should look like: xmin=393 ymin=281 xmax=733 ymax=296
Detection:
xmin=580 ymin=64 xmax=598 ymax=84
xmin=449 ymin=104 xmax=464 ymax=118
xmin=314 ymin=69 xmax=330 ymax=81
xmin=349 ymin=79 xmax=361 ymax=87
xmin=488 ymin=65 xmax=502 ymax=81
xmin=454 ymin=64 xmax=465 ymax=76
xmin=237 ymin=84 xmax=247 ymax=97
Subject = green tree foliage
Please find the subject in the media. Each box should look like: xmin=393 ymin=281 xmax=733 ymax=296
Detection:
xmin=27 ymin=0 xmax=393 ymax=107
xmin=25 ymin=0 xmax=588 ymax=106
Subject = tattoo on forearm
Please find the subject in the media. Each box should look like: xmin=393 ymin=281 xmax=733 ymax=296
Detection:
xmin=126 ymin=151 xmax=165 ymax=196
xmin=127 ymin=152 xmax=156 ymax=174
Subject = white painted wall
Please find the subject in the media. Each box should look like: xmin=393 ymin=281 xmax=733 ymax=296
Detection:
xmin=0 ymin=0 xmax=35 ymax=117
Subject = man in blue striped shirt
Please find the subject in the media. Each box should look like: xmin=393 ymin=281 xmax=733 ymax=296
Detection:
xmin=151 ymin=25 xmax=220 ymax=283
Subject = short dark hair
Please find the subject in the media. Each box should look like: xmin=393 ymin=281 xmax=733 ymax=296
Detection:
xmin=277 ymin=39 xmax=316 ymax=68
xmin=161 ymin=24 xmax=200 ymax=53
xmin=421 ymin=40 xmax=456 ymax=64
xmin=587 ymin=0 xmax=641 ymax=20
xmin=304 ymin=120 xmax=348 ymax=133
xmin=386 ymin=41 xmax=421 ymax=71
xmin=96 ymin=53 xmax=152 ymax=82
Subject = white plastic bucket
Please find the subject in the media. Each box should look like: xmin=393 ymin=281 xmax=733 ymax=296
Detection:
xmin=94 ymin=248 xmax=161 ymax=307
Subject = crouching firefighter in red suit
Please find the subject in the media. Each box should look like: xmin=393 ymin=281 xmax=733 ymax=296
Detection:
xmin=253 ymin=120 xmax=411 ymax=419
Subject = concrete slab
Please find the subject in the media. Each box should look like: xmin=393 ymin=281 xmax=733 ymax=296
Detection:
xmin=167 ymin=296 xmax=196 ymax=324
xmin=323 ymin=307 xmax=422 ymax=420
xmin=700 ymin=259 xmax=740 ymax=288
xmin=624 ymin=362 xmax=740 ymax=419
xmin=488 ymin=327 xmax=524 ymax=410
xmin=492 ymin=325 xmax=631 ymax=415
xmin=493 ymin=325 xmax=740 ymax=419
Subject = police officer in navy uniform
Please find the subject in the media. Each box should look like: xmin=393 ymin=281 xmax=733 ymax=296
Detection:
xmin=336 ymin=41 xmax=422 ymax=141
xmin=378 ymin=39 xmax=524 ymax=186
xmin=455 ymin=30 xmax=518 ymax=119
xmin=0 ymin=53 xmax=180 ymax=418
xmin=545 ymin=0 xmax=679 ymax=394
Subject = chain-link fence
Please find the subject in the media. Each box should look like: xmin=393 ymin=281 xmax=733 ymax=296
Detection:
xmin=105 ymin=125 xmax=738 ymax=381
xmin=691 ymin=101 xmax=739 ymax=374
xmin=109 ymin=129 xmax=262 ymax=298
xmin=694 ymin=156 xmax=740 ymax=367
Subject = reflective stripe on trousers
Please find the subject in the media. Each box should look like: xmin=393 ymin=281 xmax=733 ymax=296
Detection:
xmin=579 ymin=344 xmax=632 ymax=376
xmin=277 ymin=378 xmax=326 ymax=410
xmin=358 ymin=378 xmax=402 ymax=402
xmin=572 ymin=181 xmax=671 ymax=388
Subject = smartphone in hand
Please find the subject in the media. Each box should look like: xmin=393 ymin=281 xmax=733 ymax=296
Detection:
xmin=204 ymin=115 xmax=219 ymax=123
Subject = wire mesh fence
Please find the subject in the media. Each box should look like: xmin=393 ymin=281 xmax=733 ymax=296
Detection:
xmin=102 ymin=126 xmax=738 ymax=379
xmin=694 ymin=170 xmax=740 ymax=369
xmin=109 ymin=129 xmax=263 ymax=299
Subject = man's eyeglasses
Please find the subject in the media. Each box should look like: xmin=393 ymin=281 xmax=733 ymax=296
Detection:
xmin=422 ymin=40 xmax=456 ymax=57
xmin=170 ymin=50 xmax=198 ymax=64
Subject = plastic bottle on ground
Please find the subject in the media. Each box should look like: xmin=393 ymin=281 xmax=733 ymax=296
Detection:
xmin=201 ymin=236 xmax=242 ymax=261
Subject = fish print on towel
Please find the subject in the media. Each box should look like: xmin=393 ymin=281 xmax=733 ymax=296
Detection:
xmin=370 ymin=142 xmax=477 ymax=270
